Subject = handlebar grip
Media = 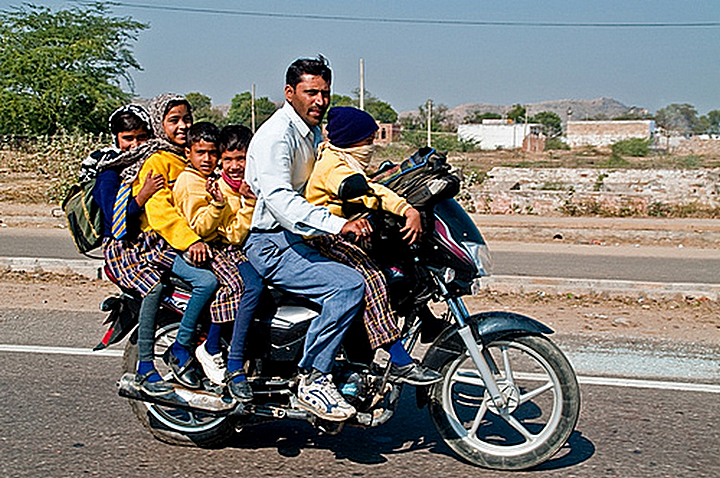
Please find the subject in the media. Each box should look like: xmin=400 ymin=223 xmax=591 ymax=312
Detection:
xmin=344 ymin=232 xmax=358 ymax=243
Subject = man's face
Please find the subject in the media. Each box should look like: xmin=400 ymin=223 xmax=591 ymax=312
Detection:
xmin=284 ymin=74 xmax=330 ymax=127
xmin=163 ymin=104 xmax=192 ymax=146
xmin=116 ymin=127 xmax=150 ymax=152
xmin=185 ymin=140 xmax=219 ymax=177
xmin=221 ymin=148 xmax=247 ymax=181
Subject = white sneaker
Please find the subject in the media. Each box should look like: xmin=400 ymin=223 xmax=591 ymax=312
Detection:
xmin=195 ymin=342 xmax=227 ymax=386
xmin=296 ymin=373 xmax=356 ymax=422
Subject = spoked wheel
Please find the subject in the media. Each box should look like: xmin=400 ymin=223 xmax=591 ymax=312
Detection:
xmin=429 ymin=334 xmax=580 ymax=470
xmin=123 ymin=320 xmax=235 ymax=447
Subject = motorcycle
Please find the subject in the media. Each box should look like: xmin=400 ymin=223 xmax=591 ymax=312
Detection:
xmin=98 ymin=147 xmax=580 ymax=470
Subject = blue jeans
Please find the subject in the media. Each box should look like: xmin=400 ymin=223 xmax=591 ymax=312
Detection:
xmin=244 ymin=231 xmax=364 ymax=374
xmin=171 ymin=254 xmax=218 ymax=348
xmin=227 ymin=260 xmax=263 ymax=363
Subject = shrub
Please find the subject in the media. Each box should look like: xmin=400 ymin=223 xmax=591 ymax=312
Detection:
xmin=611 ymin=138 xmax=651 ymax=157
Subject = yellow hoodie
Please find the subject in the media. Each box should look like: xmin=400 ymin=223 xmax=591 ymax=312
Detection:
xmin=305 ymin=144 xmax=411 ymax=218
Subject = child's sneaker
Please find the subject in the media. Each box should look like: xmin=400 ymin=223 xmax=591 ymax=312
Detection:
xmin=195 ymin=342 xmax=227 ymax=386
xmin=296 ymin=373 xmax=356 ymax=422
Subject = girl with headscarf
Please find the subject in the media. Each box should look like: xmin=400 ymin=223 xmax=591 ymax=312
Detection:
xmin=92 ymin=103 xmax=175 ymax=397
xmin=105 ymin=94 xmax=217 ymax=391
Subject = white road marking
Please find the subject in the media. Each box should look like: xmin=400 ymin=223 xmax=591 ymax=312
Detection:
xmin=0 ymin=344 xmax=123 ymax=357
xmin=1 ymin=343 xmax=719 ymax=394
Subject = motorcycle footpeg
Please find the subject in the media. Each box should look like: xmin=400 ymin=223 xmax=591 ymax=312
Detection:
xmin=117 ymin=372 xmax=236 ymax=415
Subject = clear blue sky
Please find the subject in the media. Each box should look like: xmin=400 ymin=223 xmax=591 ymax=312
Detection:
xmin=3 ymin=1 xmax=719 ymax=114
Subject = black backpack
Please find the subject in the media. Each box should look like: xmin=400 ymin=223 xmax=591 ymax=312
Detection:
xmin=371 ymin=147 xmax=460 ymax=207
xmin=62 ymin=178 xmax=104 ymax=253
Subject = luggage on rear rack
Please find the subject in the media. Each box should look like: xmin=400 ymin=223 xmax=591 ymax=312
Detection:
xmin=370 ymin=147 xmax=460 ymax=207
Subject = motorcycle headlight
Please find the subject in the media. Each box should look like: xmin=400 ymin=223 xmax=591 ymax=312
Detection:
xmin=462 ymin=241 xmax=493 ymax=277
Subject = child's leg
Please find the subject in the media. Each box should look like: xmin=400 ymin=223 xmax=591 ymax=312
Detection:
xmin=137 ymin=282 xmax=164 ymax=380
xmin=226 ymin=260 xmax=263 ymax=382
xmin=204 ymin=322 xmax=223 ymax=355
xmin=171 ymin=254 xmax=218 ymax=362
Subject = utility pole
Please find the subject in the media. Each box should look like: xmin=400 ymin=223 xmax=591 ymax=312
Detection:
xmin=427 ymin=99 xmax=433 ymax=147
xmin=251 ymin=84 xmax=256 ymax=133
xmin=359 ymin=58 xmax=365 ymax=111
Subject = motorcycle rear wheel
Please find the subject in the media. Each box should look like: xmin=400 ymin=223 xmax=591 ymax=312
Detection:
xmin=429 ymin=334 xmax=580 ymax=470
xmin=123 ymin=320 xmax=235 ymax=447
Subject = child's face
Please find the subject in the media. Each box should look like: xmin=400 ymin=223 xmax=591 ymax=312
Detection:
xmin=186 ymin=140 xmax=219 ymax=177
xmin=221 ymin=148 xmax=247 ymax=181
xmin=163 ymin=104 xmax=192 ymax=146
xmin=116 ymin=127 xmax=150 ymax=152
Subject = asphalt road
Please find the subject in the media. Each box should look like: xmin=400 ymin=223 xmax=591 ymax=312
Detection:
xmin=1 ymin=307 xmax=719 ymax=476
xmin=1 ymin=228 xmax=718 ymax=284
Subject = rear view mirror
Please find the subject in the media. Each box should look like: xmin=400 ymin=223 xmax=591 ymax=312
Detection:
xmin=337 ymin=174 xmax=370 ymax=201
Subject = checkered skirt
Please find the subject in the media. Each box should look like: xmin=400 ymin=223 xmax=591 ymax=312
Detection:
xmin=207 ymin=243 xmax=248 ymax=324
xmin=306 ymin=234 xmax=401 ymax=349
xmin=102 ymin=231 xmax=176 ymax=296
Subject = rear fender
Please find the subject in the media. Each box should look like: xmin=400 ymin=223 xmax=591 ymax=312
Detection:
xmin=416 ymin=311 xmax=553 ymax=408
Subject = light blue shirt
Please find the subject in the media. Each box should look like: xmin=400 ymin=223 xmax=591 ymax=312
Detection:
xmin=245 ymin=102 xmax=347 ymax=236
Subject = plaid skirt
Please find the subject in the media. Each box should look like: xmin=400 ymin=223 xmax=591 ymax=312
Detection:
xmin=103 ymin=231 xmax=176 ymax=296
xmin=207 ymin=243 xmax=248 ymax=324
xmin=306 ymin=234 xmax=401 ymax=349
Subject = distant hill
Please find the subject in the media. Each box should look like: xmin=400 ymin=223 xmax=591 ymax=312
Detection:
xmin=400 ymin=98 xmax=649 ymax=126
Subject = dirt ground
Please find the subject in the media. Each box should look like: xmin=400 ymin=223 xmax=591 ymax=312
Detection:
xmin=1 ymin=269 xmax=717 ymax=346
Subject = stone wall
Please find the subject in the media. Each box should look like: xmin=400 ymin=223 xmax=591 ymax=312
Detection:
xmin=567 ymin=120 xmax=654 ymax=148
xmin=471 ymin=167 xmax=720 ymax=215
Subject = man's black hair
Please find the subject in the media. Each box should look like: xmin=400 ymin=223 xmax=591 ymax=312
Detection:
xmin=218 ymin=124 xmax=253 ymax=154
xmin=186 ymin=121 xmax=219 ymax=148
xmin=110 ymin=112 xmax=149 ymax=136
xmin=285 ymin=55 xmax=332 ymax=88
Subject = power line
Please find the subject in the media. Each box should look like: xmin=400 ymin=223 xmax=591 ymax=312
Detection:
xmin=107 ymin=2 xmax=720 ymax=29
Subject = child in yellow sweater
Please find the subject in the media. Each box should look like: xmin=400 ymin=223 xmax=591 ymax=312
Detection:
xmin=173 ymin=122 xmax=261 ymax=402
xmin=304 ymin=107 xmax=441 ymax=386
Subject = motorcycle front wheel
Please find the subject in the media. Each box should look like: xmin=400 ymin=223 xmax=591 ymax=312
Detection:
xmin=429 ymin=334 xmax=580 ymax=470
xmin=123 ymin=319 xmax=235 ymax=447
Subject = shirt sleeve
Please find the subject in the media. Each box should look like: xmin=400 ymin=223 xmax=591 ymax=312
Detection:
xmin=251 ymin=133 xmax=346 ymax=236
xmin=173 ymin=172 xmax=225 ymax=240
xmin=136 ymin=154 xmax=201 ymax=251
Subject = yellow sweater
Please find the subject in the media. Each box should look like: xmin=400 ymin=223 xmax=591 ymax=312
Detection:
xmin=173 ymin=167 xmax=255 ymax=245
xmin=133 ymin=150 xmax=200 ymax=251
xmin=305 ymin=146 xmax=411 ymax=218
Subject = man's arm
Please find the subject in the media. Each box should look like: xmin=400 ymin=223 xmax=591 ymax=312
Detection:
xmin=249 ymin=134 xmax=346 ymax=236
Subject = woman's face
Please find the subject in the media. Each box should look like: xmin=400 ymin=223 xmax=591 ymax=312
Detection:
xmin=163 ymin=103 xmax=192 ymax=146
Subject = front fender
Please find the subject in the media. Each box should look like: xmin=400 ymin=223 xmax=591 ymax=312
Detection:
xmin=416 ymin=311 xmax=553 ymax=408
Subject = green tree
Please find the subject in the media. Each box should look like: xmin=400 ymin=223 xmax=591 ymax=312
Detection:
xmin=330 ymin=94 xmax=355 ymax=108
xmin=531 ymin=111 xmax=563 ymax=138
xmin=697 ymin=110 xmax=720 ymax=135
xmin=227 ymin=92 xmax=277 ymax=129
xmin=655 ymin=103 xmax=700 ymax=134
xmin=0 ymin=3 xmax=147 ymax=135
xmin=366 ymin=100 xmax=397 ymax=124
xmin=329 ymin=90 xmax=398 ymax=124
xmin=186 ymin=92 xmax=227 ymax=126
xmin=463 ymin=111 xmax=502 ymax=124
xmin=507 ymin=104 xmax=526 ymax=123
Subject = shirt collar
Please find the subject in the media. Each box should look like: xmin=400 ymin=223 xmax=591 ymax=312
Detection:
xmin=282 ymin=101 xmax=318 ymax=139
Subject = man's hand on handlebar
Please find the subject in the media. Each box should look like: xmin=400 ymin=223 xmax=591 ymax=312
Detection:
xmin=340 ymin=218 xmax=373 ymax=241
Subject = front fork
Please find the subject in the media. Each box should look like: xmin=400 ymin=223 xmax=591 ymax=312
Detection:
xmin=433 ymin=281 xmax=508 ymax=409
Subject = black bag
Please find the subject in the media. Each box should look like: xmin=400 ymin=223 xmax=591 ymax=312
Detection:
xmin=62 ymin=178 xmax=104 ymax=253
xmin=371 ymin=147 xmax=460 ymax=207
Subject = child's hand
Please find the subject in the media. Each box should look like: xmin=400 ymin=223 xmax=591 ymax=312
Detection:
xmin=185 ymin=241 xmax=212 ymax=266
xmin=206 ymin=178 xmax=224 ymax=203
xmin=239 ymin=180 xmax=256 ymax=200
xmin=136 ymin=170 xmax=165 ymax=207
xmin=400 ymin=207 xmax=422 ymax=244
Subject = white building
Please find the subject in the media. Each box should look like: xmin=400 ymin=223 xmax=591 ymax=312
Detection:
xmin=458 ymin=119 xmax=543 ymax=150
